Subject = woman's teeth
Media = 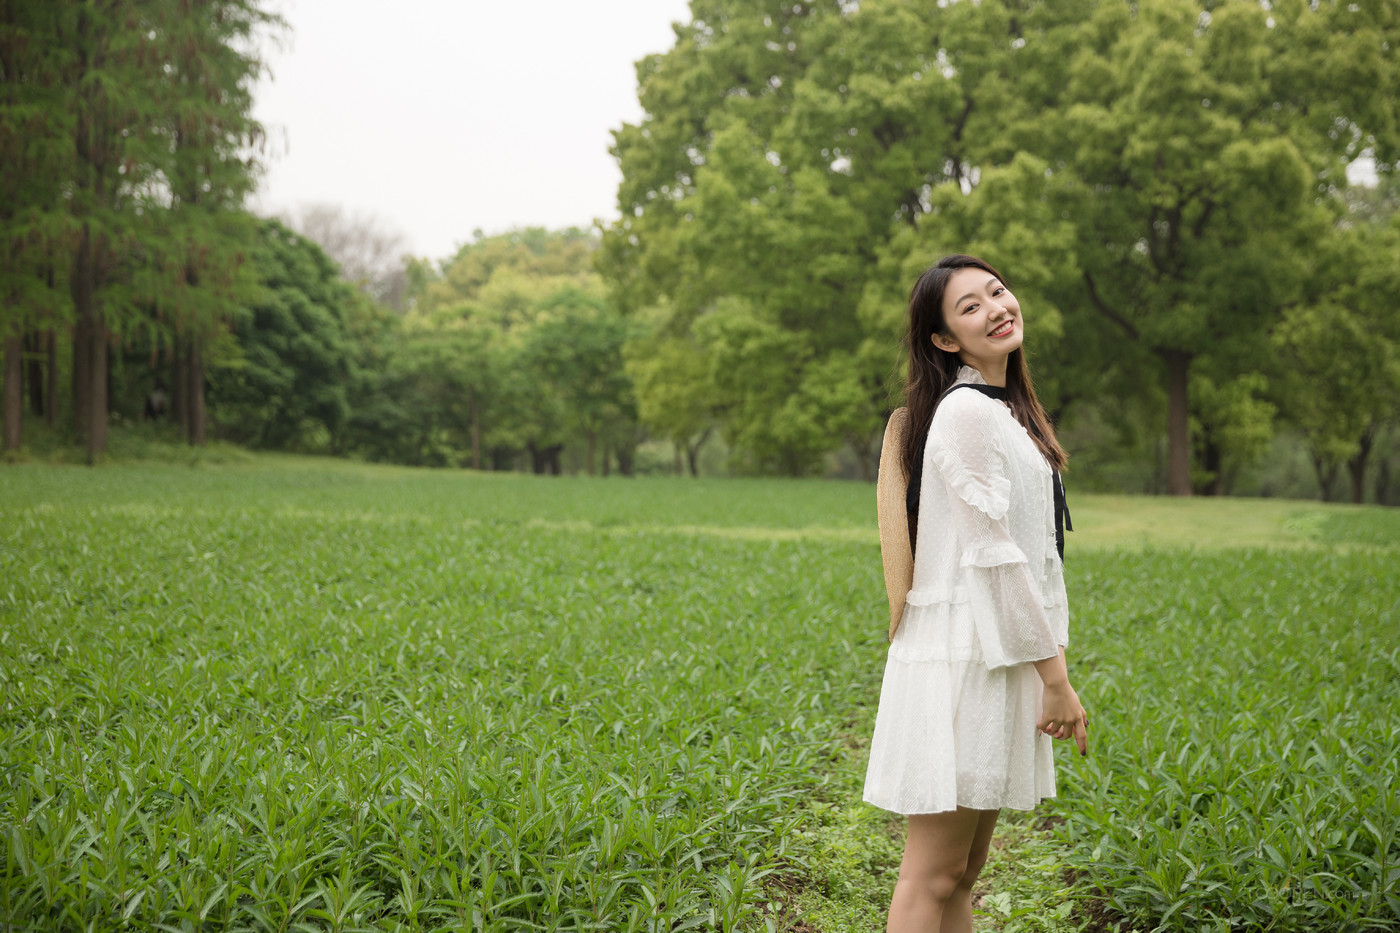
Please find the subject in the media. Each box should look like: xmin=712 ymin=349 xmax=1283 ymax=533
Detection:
xmin=989 ymin=321 xmax=1013 ymax=337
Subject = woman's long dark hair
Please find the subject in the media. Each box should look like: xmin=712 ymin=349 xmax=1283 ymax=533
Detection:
xmin=900 ymin=254 xmax=1067 ymax=500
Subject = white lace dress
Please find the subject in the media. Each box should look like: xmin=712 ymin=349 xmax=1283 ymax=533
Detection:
xmin=863 ymin=366 xmax=1070 ymax=814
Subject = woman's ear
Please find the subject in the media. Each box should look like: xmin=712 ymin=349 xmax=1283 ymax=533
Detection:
xmin=932 ymin=333 xmax=960 ymax=353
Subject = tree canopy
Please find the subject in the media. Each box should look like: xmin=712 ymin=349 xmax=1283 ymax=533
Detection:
xmin=601 ymin=0 xmax=1400 ymax=495
xmin=5 ymin=0 xmax=1398 ymax=502
xmin=2 ymin=0 xmax=276 ymax=457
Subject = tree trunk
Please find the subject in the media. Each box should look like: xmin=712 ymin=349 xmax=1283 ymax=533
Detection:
xmin=24 ymin=331 xmax=44 ymax=417
xmin=470 ymin=396 xmax=481 ymax=470
xmin=172 ymin=336 xmax=188 ymax=435
xmin=686 ymin=427 xmax=711 ymax=477
xmin=1376 ymin=452 xmax=1391 ymax=506
xmin=71 ymin=219 xmax=109 ymax=458
xmin=585 ymin=430 xmax=596 ymax=475
xmin=87 ymin=314 xmax=107 ymax=462
xmin=186 ymin=336 xmax=205 ymax=445
xmin=616 ymin=445 xmax=635 ymax=477
xmin=1310 ymin=451 xmax=1338 ymax=503
xmin=1162 ymin=349 xmax=1193 ymax=496
xmin=3 ymin=334 xmax=22 ymax=451
xmin=1347 ymin=426 xmax=1374 ymax=505
xmin=72 ymin=319 xmax=89 ymax=442
xmin=44 ymin=330 xmax=57 ymax=428
xmin=852 ymin=438 xmax=876 ymax=482
xmin=72 ymin=233 xmax=93 ymax=445
xmin=1200 ymin=437 xmax=1224 ymax=496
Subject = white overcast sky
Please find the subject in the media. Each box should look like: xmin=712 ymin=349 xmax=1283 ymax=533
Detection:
xmin=250 ymin=0 xmax=693 ymax=262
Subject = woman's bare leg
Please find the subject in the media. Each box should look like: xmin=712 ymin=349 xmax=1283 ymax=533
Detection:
xmin=887 ymin=807 xmax=999 ymax=933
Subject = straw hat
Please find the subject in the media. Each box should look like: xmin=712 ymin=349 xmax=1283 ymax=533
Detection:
xmin=877 ymin=407 xmax=914 ymax=641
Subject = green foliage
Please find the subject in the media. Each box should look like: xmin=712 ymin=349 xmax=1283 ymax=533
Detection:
xmin=603 ymin=0 xmax=975 ymax=472
xmin=415 ymin=227 xmax=600 ymax=316
xmin=624 ymin=330 xmax=720 ymax=474
xmin=209 ymin=220 xmax=369 ymax=451
xmin=523 ymin=288 xmax=640 ymax=472
xmin=1188 ymin=372 xmax=1277 ymax=493
xmin=1270 ymin=216 xmax=1400 ymax=498
xmin=1054 ymin=547 xmax=1400 ymax=932
xmin=0 ymin=463 xmax=886 ymax=930
xmin=0 ymin=0 xmax=278 ymax=457
xmin=0 ymin=0 xmax=273 ymax=331
xmin=384 ymin=229 xmax=639 ymax=473
xmin=602 ymin=0 xmax=1400 ymax=491
xmin=1 ymin=462 xmax=1397 ymax=930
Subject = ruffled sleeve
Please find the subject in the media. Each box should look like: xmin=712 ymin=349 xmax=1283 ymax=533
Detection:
xmin=927 ymin=393 xmax=1061 ymax=670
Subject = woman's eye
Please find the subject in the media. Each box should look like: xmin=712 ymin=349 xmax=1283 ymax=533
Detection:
xmin=963 ymin=304 xmax=977 ymax=314
xmin=992 ymin=287 xmax=1005 ymax=296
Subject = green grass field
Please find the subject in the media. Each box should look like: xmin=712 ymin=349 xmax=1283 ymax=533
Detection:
xmin=1 ymin=458 xmax=1397 ymax=932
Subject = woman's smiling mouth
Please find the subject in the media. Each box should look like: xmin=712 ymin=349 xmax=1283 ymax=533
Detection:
xmin=988 ymin=320 xmax=1014 ymax=338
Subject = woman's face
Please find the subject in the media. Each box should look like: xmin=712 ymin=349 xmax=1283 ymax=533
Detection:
xmin=933 ymin=266 xmax=1023 ymax=366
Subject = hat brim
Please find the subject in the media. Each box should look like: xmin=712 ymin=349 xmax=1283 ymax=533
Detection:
xmin=877 ymin=408 xmax=914 ymax=641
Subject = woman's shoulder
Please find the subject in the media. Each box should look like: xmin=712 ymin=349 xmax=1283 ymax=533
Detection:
xmin=931 ymin=384 xmax=1001 ymax=432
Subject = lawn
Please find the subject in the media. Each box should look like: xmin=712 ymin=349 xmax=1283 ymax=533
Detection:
xmin=1 ymin=458 xmax=1396 ymax=931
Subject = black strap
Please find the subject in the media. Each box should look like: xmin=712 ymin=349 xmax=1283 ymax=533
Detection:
xmin=1053 ymin=470 xmax=1072 ymax=560
xmin=906 ymin=382 xmax=1071 ymax=560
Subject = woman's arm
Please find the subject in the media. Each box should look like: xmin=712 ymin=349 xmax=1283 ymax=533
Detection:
xmin=928 ymin=394 xmax=1061 ymax=668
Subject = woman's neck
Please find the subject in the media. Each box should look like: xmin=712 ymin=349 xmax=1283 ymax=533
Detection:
xmin=961 ymin=355 xmax=1008 ymax=388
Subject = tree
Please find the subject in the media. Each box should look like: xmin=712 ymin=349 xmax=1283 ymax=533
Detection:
xmin=418 ymin=227 xmax=598 ymax=315
xmin=389 ymin=305 xmax=507 ymax=469
xmin=0 ymin=0 xmax=275 ymax=457
xmin=1271 ymin=218 xmax=1400 ymax=503
xmin=625 ymin=329 xmax=719 ymax=475
xmin=605 ymin=0 xmax=1400 ymax=487
xmin=691 ymin=297 xmax=846 ymax=476
xmin=1189 ymin=372 xmax=1276 ymax=496
xmin=148 ymin=0 xmax=271 ymax=446
xmin=1024 ymin=3 xmax=1313 ymax=492
xmin=210 ymin=220 xmax=361 ymax=449
xmin=522 ymin=289 xmax=637 ymax=476
xmin=602 ymin=0 xmax=1003 ymax=471
xmin=284 ymin=203 xmax=411 ymax=312
xmin=383 ymin=228 xmax=637 ymax=474
xmin=4 ymin=1 xmax=162 ymax=460
xmin=1 ymin=3 xmax=72 ymax=451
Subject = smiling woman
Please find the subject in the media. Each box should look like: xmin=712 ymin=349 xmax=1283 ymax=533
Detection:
xmin=866 ymin=254 xmax=1086 ymax=933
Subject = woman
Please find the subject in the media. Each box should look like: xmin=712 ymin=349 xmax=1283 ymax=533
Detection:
xmin=865 ymin=254 xmax=1088 ymax=933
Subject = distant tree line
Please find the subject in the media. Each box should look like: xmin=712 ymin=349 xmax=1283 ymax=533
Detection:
xmin=6 ymin=1 xmax=1400 ymax=503
xmin=355 ymin=227 xmax=640 ymax=475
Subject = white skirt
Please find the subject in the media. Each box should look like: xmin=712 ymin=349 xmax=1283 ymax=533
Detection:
xmin=862 ymin=598 xmax=1057 ymax=814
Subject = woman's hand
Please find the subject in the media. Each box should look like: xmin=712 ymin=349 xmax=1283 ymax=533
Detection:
xmin=1038 ymin=681 xmax=1088 ymax=756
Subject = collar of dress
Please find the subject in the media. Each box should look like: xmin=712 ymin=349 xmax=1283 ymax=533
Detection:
xmin=955 ymin=365 xmax=1006 ymax=400
xmin=955 ymin=364 xmax=986 ymax=386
